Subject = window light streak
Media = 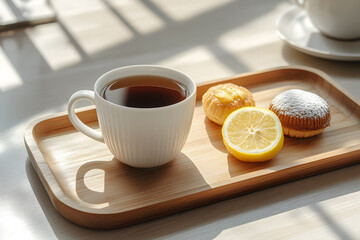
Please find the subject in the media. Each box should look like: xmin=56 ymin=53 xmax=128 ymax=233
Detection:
xmin=50 ymin=0 xmax=107 ymax=16
xmin=0 ymin=0 xmax=17 ymax=24
xmin=217 ymin=4 xmax=290 ymax=71
xmin=158 ymin=46 xmax=235 ymax=83
xmin=107 ymin=0 xmax=165 ymax=34
xmin=53 ymin=0 xmax=134 ymax=55
xmin=213 ymin=192 xmax=360 ymax=239
xmin=11 ymin=0 xmax=55 ymax=20
xmin=0 ymin=204 xmax=36 ymax=240
xmin=0 ymin=47 xmax=23 ymax=92
xmin=26 ymin=23 xmax=82 ymax=70
xmin=218 ymin=8 xmax=281 ymax=53
xmin=150 ymin=0 xmax=234 ymax=21
xmin=0 ymin=142 xmax=4 ymax=155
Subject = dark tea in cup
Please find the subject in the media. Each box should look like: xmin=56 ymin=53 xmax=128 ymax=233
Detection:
xmin=100 ymin=75 xmax=189 ymax=108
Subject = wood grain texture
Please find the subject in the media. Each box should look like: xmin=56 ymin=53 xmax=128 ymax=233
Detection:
xmin=24 ymin=66 xmax=360 ymax=229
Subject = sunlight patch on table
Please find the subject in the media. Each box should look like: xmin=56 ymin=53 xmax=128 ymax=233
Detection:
xmin=107 ymin=0 xmax=165 ymax=34
xmin=232 ymin=41 xmax=287 ymax=71
xmin=51 ymin=0 xmax=108 ymax=16
xmin=217 ymin=4 xmax=289 ymax=71
xmin=53 ymin=0 xmax=134 ymax=55
xmin=0 ymin=103 xmax=67 ymax=154
xmin=158 ymin=45 xmax=235 ymax=83
xmin=218 ymin=5 xmax=282 ymax=53
xmin=151 ymin=0 xmax=234 ymax=21
xmin=0 ymin=47 xmax=23 ymax=92
xmin=213 ymin=207 xmax=329 ymax=239
xmin=0 ymin=0 xmax=17 ymax=25
xmin=26 ymin=23 xmax=82 ymax=70
xmin=11 ymin=0 xmax=55 ymax=21
xmin=311 ymin=192 xmax=360 ymax=238
xmin=0 ymin=141 xmax=4 ymax=155
xmin=0 ymin=204 xmax=36 ymax=240
xmin=213 ymin=191 xmax=360 ymax=239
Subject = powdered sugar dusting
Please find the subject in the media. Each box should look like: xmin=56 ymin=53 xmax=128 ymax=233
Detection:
xmin=271 ymin=89 xmax=329 ymax=119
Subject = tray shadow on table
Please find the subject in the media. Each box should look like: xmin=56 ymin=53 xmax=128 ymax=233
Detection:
xmin=26 ymin=156 xmax=360 ymax=239
xmin=281 ymin=44 xmax=360 ymax=79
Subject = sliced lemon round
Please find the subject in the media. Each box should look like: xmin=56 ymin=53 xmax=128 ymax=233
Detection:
xmin=222 ymin=107 xmax=284 ymax=162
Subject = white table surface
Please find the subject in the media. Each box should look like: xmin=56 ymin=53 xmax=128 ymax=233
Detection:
xmin=1 ymin=0 xmax=360 ymax=239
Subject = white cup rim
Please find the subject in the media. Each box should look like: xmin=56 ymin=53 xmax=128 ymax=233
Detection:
xmin=94 ymin=65 xmax=197 ymax=111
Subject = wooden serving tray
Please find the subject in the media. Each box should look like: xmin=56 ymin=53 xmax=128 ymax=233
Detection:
xmin=25 ymin=67 xmax=360 ymax=229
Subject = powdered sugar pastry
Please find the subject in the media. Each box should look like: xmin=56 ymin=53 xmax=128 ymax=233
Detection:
xmin=270 ymin=89 xmax=329 ymax=119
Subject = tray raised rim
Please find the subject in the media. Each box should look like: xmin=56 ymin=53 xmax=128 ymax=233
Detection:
xmin=24 ymin=66 xmax=360 ymax=228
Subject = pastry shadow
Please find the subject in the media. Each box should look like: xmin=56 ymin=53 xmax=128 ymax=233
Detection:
xmin=204 ymin=117 xmax=228 ymax=153
xmin=226 ymin=154 xmax=276 ymax=178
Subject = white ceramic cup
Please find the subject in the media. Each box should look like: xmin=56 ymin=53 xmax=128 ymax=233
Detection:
xmin=67 ymin=65 xmax=196 ymax=168
xmin=293 ymin=0 xmax=360 ymax=40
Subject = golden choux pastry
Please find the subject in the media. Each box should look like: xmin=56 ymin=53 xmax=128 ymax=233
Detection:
xmin=269 ymin=89 xmax=331 ymax=138
xmin=202 ymin=83 xmax=255 ymax=125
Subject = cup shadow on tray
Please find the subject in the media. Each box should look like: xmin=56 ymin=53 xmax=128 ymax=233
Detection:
xmin=75 ymin=153 xmax=210 ymax=209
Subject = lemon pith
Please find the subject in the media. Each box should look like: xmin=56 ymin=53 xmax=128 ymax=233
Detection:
xmin=222 ymin=107 xmax=284 ymax=162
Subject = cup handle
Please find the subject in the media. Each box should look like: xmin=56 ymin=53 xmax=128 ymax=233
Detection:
xmin=68 ymin=90 xmax=105 ymax=143
xmin=291 ymin=0 xmax=305 ymax=8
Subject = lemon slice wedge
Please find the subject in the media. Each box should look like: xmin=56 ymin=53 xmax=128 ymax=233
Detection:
xmin=222 ymin=107 xmax=284 ymax=162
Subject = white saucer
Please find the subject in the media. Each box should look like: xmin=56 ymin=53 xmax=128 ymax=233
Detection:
xmin=276 ymin=6 xmax=360 ymax=61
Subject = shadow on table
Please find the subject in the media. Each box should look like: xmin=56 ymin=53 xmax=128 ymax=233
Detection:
xmin=27 ymin=153 xmax=360 ymax=240
xmin=281 ymin=44 xmax=360 ymax=80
